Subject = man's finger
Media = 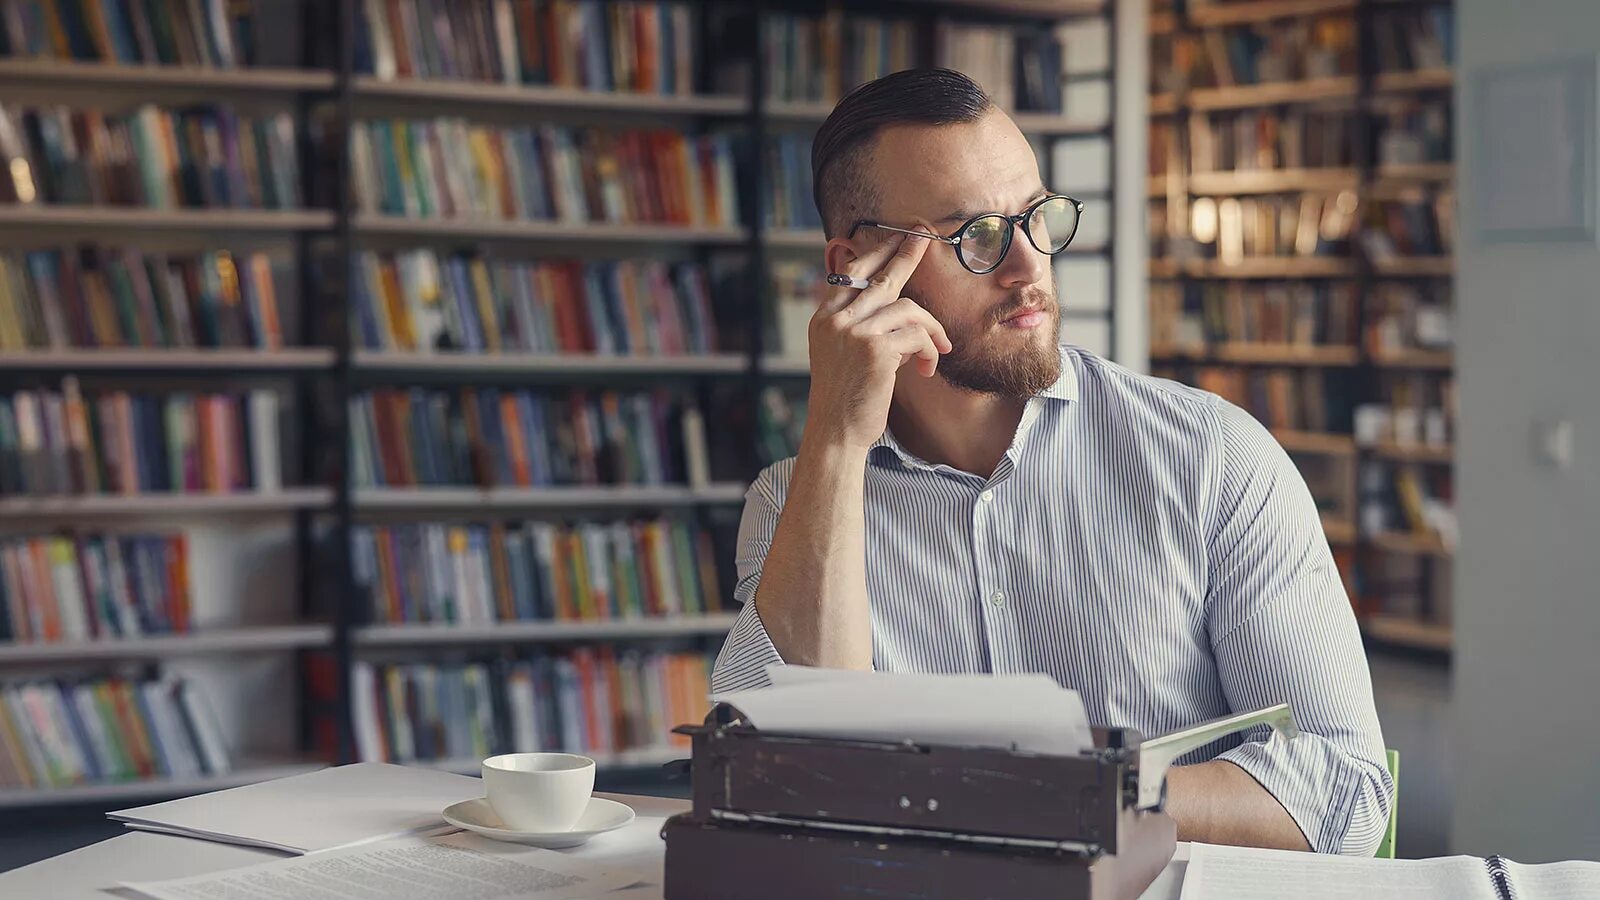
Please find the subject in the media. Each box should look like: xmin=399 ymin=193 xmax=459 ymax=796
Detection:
xmin=819 ymin=232 xmax=905 ymax=313
xmin=885 ymin=326 xmax=940 ymax=377
xmin=858 ymin=298 xmax=953 ymax=354
xmin=853 ymin=231 xmax=932 ymax=314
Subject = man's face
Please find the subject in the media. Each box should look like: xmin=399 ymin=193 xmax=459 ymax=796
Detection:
xmin=865 ymin=109 xmax=1061 ymax=397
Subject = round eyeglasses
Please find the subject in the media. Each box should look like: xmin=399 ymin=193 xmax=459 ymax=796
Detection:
xmin=848 ymin=195 xmax=1085 ymax=275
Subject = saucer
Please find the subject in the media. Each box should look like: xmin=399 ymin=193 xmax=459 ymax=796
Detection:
xmin=442 ymin=796 xmax=635 ymax=848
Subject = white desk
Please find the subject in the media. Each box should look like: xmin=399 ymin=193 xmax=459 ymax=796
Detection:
xmin=0 ymin=791 xmax=1191 ymax=899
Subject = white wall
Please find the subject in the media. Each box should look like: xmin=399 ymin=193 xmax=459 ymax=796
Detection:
xmin=1452 ymin=0 xmax=1600 ymax=862
xmin=1114 ymin=0 xmax=1149 ymax=370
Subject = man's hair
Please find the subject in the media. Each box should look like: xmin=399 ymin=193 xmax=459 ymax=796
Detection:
xmin=810 ymin=68 xmax=994 ymax=239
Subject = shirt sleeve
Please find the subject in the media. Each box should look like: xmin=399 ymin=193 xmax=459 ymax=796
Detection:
xmin=1204 ymin=400 xmax=1395 ymax=856
xmin=710 ymin=465 xmax=789 ymax=693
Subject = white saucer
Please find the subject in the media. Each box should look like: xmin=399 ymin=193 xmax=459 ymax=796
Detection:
xmin=442 ymin=796 xmax=636 ymax=848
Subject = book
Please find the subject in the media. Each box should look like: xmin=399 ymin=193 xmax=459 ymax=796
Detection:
xmin=1153 ymin=364 xmax=1355 ymax=435
xmin=1372 ymin=5 xmax=1455 ymax=74
xmin=351 ymin=647 xmax=715 ymax=764
xmin=0 ymin=0 xmax=264 ymax=67
xmin=757 ymin=385 xmax=808 ymax=465
xmin=1361 ymin=190 xmax=1455 ymax=259
xmin=760 ymin=10 xmax=918 ymax=105
xmin=0 ymin=671 xmax=229 ymax=790
xmin=0 ymin=532 xmax=189 ymax=643
xmin=1188 ymin=107 xmax=1359 ymax=173
xmin=346 ymin=119 xmax=738 ymax=228
xmin=1150 ymin=280 xmax=1359 ymax=351
xmin=763 ymin=135 xmax=821 ymax=231
xmin=0 ymin=103 xmax=299 ymax=209
xmin=1162 ymin=15 xmax=1357 ymax=91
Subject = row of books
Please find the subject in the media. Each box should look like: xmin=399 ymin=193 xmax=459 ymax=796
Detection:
xmin=352 ymin=648 xmax=714 ymax=764
xmin=0 ymin=673 xmax=230 ymax=790
xmin=1149 ymin=281 xmax=1359 ymax=350
xmin=348 ymin=388 xmax=695 ymax=489
xmin=1373 ymin=6 xmax=1454 ymax=73
xmin=355 ymin=0 xmax=698 ymax=95
xmin=0 ymin=383 xmax=281 ymax=496
xmin=1188 ymin=108 xmax=1359 ymax=173
xmin=769 ymin=259 xmax=822 ymax=362
xmin=760 ymin=11 xmax=917 ymax=106
xmin=351 ymin=518 xmax=721 ymax=625
xmin=1366 ymin=282 xmax=1452 ymax=355
xmin=757 ymin=385 xmax=807 ymax=466
xmin=764 ymin=135 xmax=821 ymax=232
xmin=353 ymin=251 xmax=718 ymax=356
xmin=1 ymin=532 xmax=189 ymax=644
xmin=1153 ymin=16 xmax=1356 ymax=92
xmin=1183 ymin=192 xmax=1359 ymax=263
xmin=1376 ymin=99 xmax=1452 ymax=166
xmin=346 ymin=120 xmax=738 ymax=228
xmin=1360 ymin=461 xmax=1455 ymax=547
xmin=1165 ymin=365 xmax=1356 ymax=435
xmin=1357 ymin=376 xmax=1456 ymax=447
xmin=0 ymin=0 xmax=261 ymax=67
xmin=1362 ymin=193 xmax=1455 ymax=259
xmin=935 ymin=20 xmax=1066 ymax=114
xmin=0 ymin=104 xmax=299 ymax=209
xmin=0 ymin=247 xmax=285 ymax=351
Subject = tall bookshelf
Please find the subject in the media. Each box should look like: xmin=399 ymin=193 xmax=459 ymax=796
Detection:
xmin=0 ymin=0 xmax=1123 ymax=807
xmin=1147 ymin=0 xmax=1456 ymax=657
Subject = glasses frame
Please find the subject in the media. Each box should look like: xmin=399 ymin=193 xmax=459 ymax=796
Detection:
xmin=848 ymin=194 xmax=1086 ymax=275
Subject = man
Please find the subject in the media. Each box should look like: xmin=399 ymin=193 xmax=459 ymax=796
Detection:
xmin=711 ymin=69 xmax=1391 ymax=855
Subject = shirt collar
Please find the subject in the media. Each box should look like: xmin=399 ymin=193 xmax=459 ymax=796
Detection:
xmin=869 ymin=346 xmax=1079 ymax=467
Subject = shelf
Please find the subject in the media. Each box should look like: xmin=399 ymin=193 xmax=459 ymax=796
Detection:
xmin=1152 ymin=343 xmax=1360 ymax=366
xmin=352 ymin=483 xmax=748 ymax=511
xmin=1371 ymin=256 xmax=1453 ymax=277
xmin=1363 ymin=614 xmax=1452 ymax=653
xmin=354 ymin=77 xmax=745 ymax=115
xmin=1322 ymin=517 xmax=1358 ymax=545
xmin=1375 ymin=68 xmax=1454 ymax=94
xmin=1376 ymin=162 xmax=1455 ymax=184
xmin=1189 ymin=76 xmax=1360 ymax=111
xmin=1273 ymin=430 xmax=1358 ymax=456
xmin=1186 ymin=168 xmax=1361 ymax=195
xmin=0 ymin=206 xmax=335 ymax=233
xmin=765 ymin=229 xmax=827 ymax=250
xmin=0 ymin=626 xmax=333 ymax=664
xmin=1370 ymin=348 xmax=1454 ymax=370
xmin=0 ymin=59 xmax=334 ymax=92
xmin=355 ymin=614 xmax=738 ymax=647
xmin=423 ymin=745 xmax=685 ymax=777
xmin=760 ymin=356 xmax=813 ymax=377
xmin=1150 ymin=92 xmax=1179 ymax=116
xmin=0 ymin=348 xmax=335 ymax=372
xmin=1367 ymin=530 xmax=1453 ymax=557
xmin=0 ymin=759 xmax=326 ymax=809
xmin=1188 ymin=0 xmax=1358 ymax=26
xmin=352 ymin=215 xmax=748 ymax=245
xmin=0 ymin=488 xmax=333 ymax=520
xmin=1150 ymin=258 xmax=1360 ymax=279
xmin=1370 ymin=441 xmax=1454 ymax=464
xmin=353 ymin=351 xmax=748 ymax=376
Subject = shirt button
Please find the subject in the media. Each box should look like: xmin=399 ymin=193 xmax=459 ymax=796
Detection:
xmin=980 ymin=490 xmax=994 ymax=503
xmin=989 ymin=591 xmax=1005 ymax=608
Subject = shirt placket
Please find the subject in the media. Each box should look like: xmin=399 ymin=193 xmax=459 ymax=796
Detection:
xmin=968 ymin=401 xmax=1039 ymax=676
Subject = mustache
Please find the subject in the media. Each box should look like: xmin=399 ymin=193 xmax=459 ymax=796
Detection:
xmin=987 ymin=288 xmax=1058 ymax=326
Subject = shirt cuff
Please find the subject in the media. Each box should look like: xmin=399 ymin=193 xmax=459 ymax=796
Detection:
xmin=1215 ymin=732 xmax=1392 ymax=855
xmin=710 ymin=599 xmax=785 ymax=692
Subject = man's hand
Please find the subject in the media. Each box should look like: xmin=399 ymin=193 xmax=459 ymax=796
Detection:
xmin=805 ymin=231 xmax=952 ymax=454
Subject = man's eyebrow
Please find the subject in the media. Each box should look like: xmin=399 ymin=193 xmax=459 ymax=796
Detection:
xmin=933 ymin=187 xmax=1053 ymax=224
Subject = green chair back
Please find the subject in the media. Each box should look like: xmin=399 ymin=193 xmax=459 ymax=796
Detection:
xmin=1376 ymin=748 xmax=1400 ymax=859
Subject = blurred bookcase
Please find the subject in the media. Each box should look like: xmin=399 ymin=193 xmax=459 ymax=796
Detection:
xmin=1146 ymin=0 xmax=1456 ymax=658
xmin=0 ymin=0 xmax=1125 ymax=807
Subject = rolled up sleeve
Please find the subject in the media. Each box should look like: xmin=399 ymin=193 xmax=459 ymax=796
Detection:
xmin=711 ymin=464 xmax=789 ymax=693
xmin=1205 ymin=401 xmax=1394 ymax=856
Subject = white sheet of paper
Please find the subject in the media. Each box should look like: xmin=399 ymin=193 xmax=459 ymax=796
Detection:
xmin=120 ymin=832 xmax=642 ymax=900
xmin=109 ymin=763 xmax=484 ymax=855
xmin=1504 ymin=860 xmax=1600 ymax=899
xmin=1179 ymin=843 xmax=1500 ymax=900
xmin=713 ymin=665 xmax=1093 ymax=755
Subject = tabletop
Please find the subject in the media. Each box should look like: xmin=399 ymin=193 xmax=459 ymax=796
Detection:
xmin=0 ymin=791 xmax=1192 ymax=900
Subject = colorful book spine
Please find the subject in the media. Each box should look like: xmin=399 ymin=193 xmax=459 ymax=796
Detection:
xmin=0 ymin=0 xmax=259 ymax=67
xmin=763 ymin=136 xmax=822 ymax=231
xmin=351 ymin=647 xmax=714 ymax=764
xmin=0 ymin=532 xmax=190 ymax=643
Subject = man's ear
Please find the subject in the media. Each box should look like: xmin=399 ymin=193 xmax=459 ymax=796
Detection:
xmin=823 ymin=237 xmax=860 ymax=296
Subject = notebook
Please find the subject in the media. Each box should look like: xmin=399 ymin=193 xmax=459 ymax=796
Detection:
xmin=108 ymin=763 xmax=482 ymax=854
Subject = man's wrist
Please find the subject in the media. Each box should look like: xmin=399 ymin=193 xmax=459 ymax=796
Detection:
xmin=796 ymin=432 xmax=873 ymax=473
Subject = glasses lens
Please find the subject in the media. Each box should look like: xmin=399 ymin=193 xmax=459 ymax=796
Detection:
xmin=959 ymin=215 xmax=1011 ymax=272
xmin=1027 ymin=196 xmax=1081 ymax=254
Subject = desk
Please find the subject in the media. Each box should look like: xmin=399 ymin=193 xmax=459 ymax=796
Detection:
xmin=0 ymin=791 xmax=1192 ymax=899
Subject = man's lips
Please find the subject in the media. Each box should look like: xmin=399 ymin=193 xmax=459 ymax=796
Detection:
xmin=999 ymin=306 xmax=1050 ymax=328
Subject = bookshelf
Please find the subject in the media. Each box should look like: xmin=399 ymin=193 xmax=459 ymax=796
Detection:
xmin=1149 ymin=0 xmax=1458 ymax=659
xmin=0 ymin=0 xmax=1134 ymax=803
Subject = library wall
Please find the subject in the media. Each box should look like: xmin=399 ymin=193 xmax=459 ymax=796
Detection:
xmin=1451 ymin=0 xmax=1600 ymax=863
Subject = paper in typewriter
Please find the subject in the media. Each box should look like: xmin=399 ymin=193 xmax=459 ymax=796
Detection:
xmin=710 ymin=665 xmax=1094 ymax=754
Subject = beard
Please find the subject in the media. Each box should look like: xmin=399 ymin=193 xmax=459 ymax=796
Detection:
xmin=913 ymin=285 xmax=1062 ymax=398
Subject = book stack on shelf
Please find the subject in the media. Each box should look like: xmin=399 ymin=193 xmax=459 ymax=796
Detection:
xmin=760 ymin=10 xmax=919 ymax=108
xmin=0 ymin=672 xmax=231 ymax=792
xmin=1 ymin=531 xmax=189 ymax=642
xmin=1149 ymin=0 xmax=1457 ymax=655
xmin=352 ymin=517 xmax=722 ymax=626
xmin=351 ymin=647 xmax=714 ymax=767
xmin=0 ymin=0 xmax=267 ymax=67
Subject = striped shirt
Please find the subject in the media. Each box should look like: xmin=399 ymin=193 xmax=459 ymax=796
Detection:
xmin=712 ymin=345 xmax=1392 ymax=856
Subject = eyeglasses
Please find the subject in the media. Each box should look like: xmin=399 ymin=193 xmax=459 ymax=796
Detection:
xmin=848 ymin=194 xmax=1085 ymax=275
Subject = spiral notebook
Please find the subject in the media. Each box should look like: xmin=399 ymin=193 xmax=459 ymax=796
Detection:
xmin=1181 ymin=842 xmax=1600 ymax=900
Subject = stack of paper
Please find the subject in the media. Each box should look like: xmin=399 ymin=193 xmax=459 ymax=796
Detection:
xmin=108 ymin=763 xmax=484 ymax=854
xmin=712 ymin=665 xmax=1095 ymax=754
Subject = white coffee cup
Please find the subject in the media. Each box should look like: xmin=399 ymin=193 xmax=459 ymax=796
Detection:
xmin=481 ymin=752 xmax=596 ymax=832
